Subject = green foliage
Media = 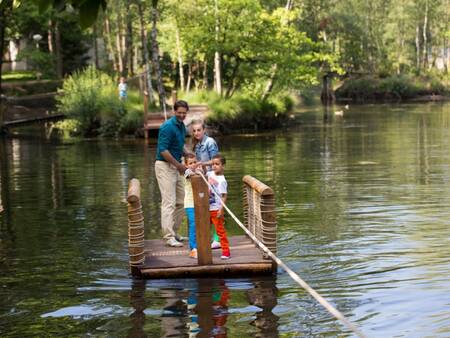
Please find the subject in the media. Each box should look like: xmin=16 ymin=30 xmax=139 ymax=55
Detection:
xmin=336 ymin=75 xmax=450 ymax=102
xmin=183 ymin=90 xmax=294 ymax=132
xmin=16 ymin=48 xmax=56 ymax=78
xmin=31 ymin=0 xmax=107 ymax=28
xmin=56 ymin=66 xmax=144 ymax=137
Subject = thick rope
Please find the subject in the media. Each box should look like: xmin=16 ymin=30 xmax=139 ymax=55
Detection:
xmin=198 ymin=172 xmax=366 ymax=338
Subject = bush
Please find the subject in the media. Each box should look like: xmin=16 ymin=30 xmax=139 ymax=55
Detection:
xmin=336 ymin=74 xmax=450 ymax=102
xmin=17 ymin=48 xmax=56 ymax=79
xmin=201 ymin=91 xmax=294 ymax=131
xmin=56 ymin=66 xmax=144 ymax=137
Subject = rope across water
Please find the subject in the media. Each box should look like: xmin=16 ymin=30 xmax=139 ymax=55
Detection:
xmin=198 ymin=172 xmax=366 ymax=338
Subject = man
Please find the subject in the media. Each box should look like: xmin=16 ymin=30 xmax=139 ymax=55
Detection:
xmin=155 ymin=100 xmax=189 ymax=247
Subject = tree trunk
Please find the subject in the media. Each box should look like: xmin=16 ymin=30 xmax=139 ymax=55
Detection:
xmin=0 ymin=1 xmax=13 ymax=95
xmin=213 ymin=0 xmax=222 ymax=95
xmin=422 ymin=0 xmax=429 ymax=69
xmin=125 ymin=3 xmax=133 ymax=76
xmin=444 ymin=0 xmax=449 ymax=73
xmin=93 ymin=23 xmax=99 ymax=69
xmin=115 ymin=2 xmax=125 ymax=75
xmin=48 ymin=19 xmax=54 ymax=54
xmin=416 ymin=25 xmax=421 ymax=71
xmin=261 ymin=64 xmax=277 ymax=101
xmin=202 ymin=59 xmax=208 ymax=89
xmin=261 ymin=0 xmax=294 ymax=100
xmin=175 ymin=27 xmax=185 ymax=91
xmin=137 ymin=2 xmax=154 ymax=106
xmin=0 ymin=13 xmax=5 ymax=95
xmin=104 ymin=14 xmax=119 ymax=72
xmin=55 ymin=21 xmax=63 ymax=78
xmin=225 ymin=59 xmax=240 ymax=98
xmin=186 ymin=63 xmax=192 ymax=92
xmin=151 ymin=0 xmax=166 ymax=115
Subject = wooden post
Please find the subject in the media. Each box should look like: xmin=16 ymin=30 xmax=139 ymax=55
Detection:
xmin=127 ymin=178 xmax=145 ymax=276
xmin=191 ymin=175 xmax=212 ymax=265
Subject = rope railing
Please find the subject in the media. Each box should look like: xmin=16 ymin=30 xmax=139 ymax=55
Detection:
xmin=243 ymin=175 xmax=277 ymax=256
xmin=198 ymin=172 xmax=366 ymax=338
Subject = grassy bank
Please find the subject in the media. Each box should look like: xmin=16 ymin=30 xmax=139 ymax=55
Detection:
xmin=180 ymin=91 xmax=295 ymax=132
xmin=335 ymin=75 xmax=450 ymax=102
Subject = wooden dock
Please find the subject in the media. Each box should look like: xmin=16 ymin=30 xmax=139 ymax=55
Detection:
xmin=126 ymin=175 xmax=277 ymax=279
xmin=140 ymin=236 xmax=273 ymax=278
xmin=143 ymin=104 xmax=209 ymax=138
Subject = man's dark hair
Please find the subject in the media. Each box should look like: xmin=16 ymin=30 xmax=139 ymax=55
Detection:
xmin=212 ymin=153 xmax=226 ymax=165
xmin=174 ymin=100 xmax=189 ymax=111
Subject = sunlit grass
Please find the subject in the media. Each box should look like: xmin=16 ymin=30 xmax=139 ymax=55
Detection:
xmin=1 ymin=70 xmax=38 ymax=82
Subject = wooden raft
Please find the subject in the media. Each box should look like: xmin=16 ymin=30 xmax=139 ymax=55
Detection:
xmin=126 ymin=175 xmax=277 ymax=279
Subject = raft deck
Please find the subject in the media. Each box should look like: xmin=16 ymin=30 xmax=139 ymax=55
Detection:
xmin=139 ymin=235 xmax=273 ymax=278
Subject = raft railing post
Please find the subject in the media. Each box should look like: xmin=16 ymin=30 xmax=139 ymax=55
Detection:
xmin=242 ymin=175 xmax=277 ymax=260
xmin=127 ymin=178 xmax=145 ymax=277
xmin=191 ymin=175 xmax=213 ymax=265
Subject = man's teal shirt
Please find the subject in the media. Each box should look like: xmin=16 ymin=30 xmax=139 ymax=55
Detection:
xmin=156 ymin=116 xmax=186 ymax=162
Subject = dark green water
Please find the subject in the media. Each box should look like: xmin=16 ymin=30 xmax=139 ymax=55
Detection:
xmin=1 ymin=103 xmax=450 ymax=337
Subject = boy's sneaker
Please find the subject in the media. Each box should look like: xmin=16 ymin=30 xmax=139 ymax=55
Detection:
xmin=220 ymin=254 xmax=231 ymax=260
xmin=211 ymin=240 xmax=221 ymax=249
xmin=189 ymin=249 xmax=198 ymax=259
xmin=166 ymin=238 xmax=183 ymax=247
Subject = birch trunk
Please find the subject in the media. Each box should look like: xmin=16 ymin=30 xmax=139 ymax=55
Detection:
xmin=175 ymin=27 xmax=185 ymax=91
xmin=422 ymin=0 xmax=429 ymax=69
xmin=213 ymin=0 xmax=222 ymax=95
xmin=104 ymin=15 xmax=119 ymax=72
xmin=151 ymin=0 xmax=166 ymax=115
xmin=186 ymin=63 xmax=192 ymax=92
xmin=416 ymin=25 xmax=421 ymax=71
xmin=115 ymin=1 xmax=125 ymax=75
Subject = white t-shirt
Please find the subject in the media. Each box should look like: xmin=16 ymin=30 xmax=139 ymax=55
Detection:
xmin=207 ymin=171 xmax=227 ymax=211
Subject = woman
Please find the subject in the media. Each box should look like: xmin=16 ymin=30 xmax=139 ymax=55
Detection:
xmin=190 ymin=119 xmax=221 ymax=249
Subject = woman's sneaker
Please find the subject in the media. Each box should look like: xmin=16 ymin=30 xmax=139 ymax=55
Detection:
xmin=220 ymin=254 xmax=231 ymax=260
xmin=166 ymin=238 xmax=183 ymax=247
xmin=211 ymin=240 xmax=221 ymax=249
xmin=189 ymin=249 xmax=197 ymax=259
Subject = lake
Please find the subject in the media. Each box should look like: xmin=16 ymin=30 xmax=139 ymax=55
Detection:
xmin=1 ymin=102 xmax=450 ymax=337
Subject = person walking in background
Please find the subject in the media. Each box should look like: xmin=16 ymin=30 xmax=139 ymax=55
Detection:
xmin=191 ymin=119 xmax=221 ymax=249
xmin=208 ymin=154 xmax=230 ymax=259
xmin=155 ymin=100 xmax=190 ymax=247
xmin=118 ymin=76 xmax=127 ymax=100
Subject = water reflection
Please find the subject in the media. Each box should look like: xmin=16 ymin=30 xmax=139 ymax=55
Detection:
xmin=128 ymin=277 xmax=278 ymax=337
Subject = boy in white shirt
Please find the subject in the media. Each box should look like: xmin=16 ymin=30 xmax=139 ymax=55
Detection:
xmin=207 ymin=154 xmax=230 ymax=259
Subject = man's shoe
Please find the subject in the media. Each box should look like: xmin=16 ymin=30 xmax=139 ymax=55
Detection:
xmin=166 ymin=238 xmax=183 ymax=247
xmin=211 ymin=240 xmax=221 ymax=249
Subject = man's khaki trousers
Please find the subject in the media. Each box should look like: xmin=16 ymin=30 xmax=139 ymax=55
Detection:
xmin=155 ymin=160 xmax=185 ymax=241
